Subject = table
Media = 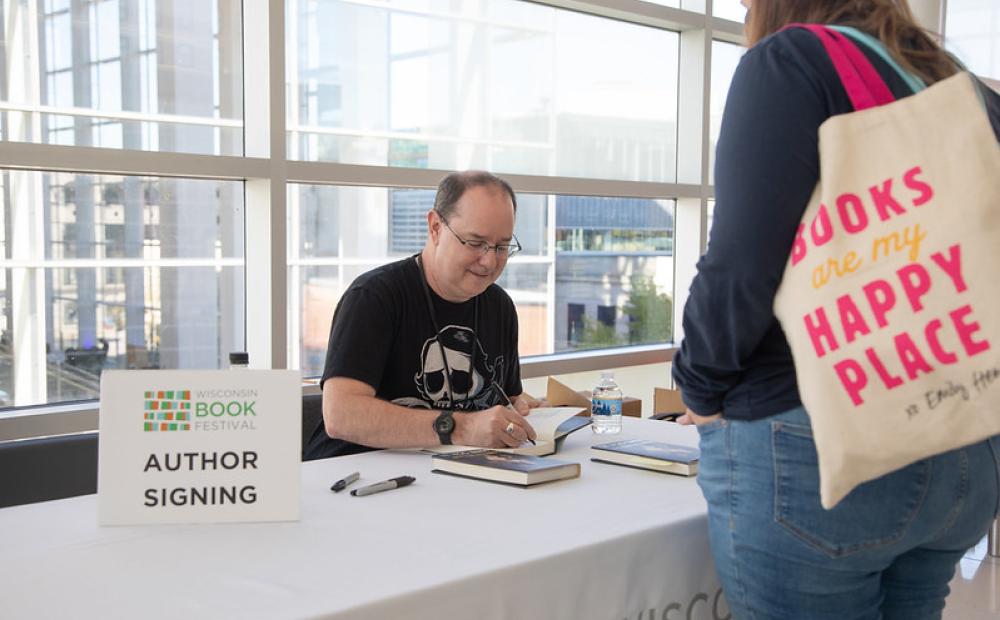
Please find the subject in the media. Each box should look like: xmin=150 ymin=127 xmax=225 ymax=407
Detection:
xmin=0 ymin=419 xmax=725 ymax=620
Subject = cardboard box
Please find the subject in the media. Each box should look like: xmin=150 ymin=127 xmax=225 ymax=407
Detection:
xmin=653 ymin=387 xmax=685 ymax=416
xmin=545 ymin=377 xmax=642 ymax=418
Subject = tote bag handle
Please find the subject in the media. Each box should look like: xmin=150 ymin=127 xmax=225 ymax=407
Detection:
xmin=781 ymin=23 xmax=896 ymax=110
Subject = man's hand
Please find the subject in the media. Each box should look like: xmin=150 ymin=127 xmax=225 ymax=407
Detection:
xmin=676 ymin=408 xmax=722 ymax=426
xmin=511 ymin=393 xmax=546 ymax=416
xmin=454 ymin=406 xmax=538 ymax=448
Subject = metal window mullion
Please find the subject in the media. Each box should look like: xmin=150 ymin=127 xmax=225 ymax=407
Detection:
xmin=285 ymin=160 xmax=701 ymax=199
xmin=0 ymin=141 xmax=270 ymax=180
xmin=672 ymin=16 xmax=712 ymax=343
xmin=243 ymin=0 xmax=288 ymax=370
xmin=527 ymin=0 xmax=707 ymax=31
xmin=545 ymin=194 xmax=557 ymax=354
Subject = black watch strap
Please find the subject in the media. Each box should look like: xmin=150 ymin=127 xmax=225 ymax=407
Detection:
xmin=434 ymin=410 xmax=455 ymax=445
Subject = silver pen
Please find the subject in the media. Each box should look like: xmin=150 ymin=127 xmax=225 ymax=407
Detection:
xmin=350 ymin=475 xmax=415 ymax=497
xmin=330 ymin=471 xmax=360 ymax=493
xmin=492 ymin=380 xmax=535 ymax=445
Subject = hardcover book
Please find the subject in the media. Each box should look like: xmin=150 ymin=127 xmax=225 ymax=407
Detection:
xmin=432 ymin=450 xmax=581 ymax=486
xmin=590 ymin=439 xmax=699 ymax=476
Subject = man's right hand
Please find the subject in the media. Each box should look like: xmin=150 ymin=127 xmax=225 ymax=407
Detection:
xmin=455 ymin=406 xmax=537 ymax=448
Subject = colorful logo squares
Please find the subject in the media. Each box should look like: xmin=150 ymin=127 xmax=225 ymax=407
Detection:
xmin=143 ymin=389 xmax=192 ymax=432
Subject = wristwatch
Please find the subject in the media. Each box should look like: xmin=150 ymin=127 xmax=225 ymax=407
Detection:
xmin=433 ymin=410 xmax=456 ymax=445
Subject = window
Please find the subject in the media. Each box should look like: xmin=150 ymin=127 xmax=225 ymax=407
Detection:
xmin=291 ymin=184 xmax=675 ymax=375
xmin=709 ymin=40 xmax=744 ymax=184
xmin=945 ymin=0 xmax=1000 ymax=80
xmin=0 ymin=0 xmax=735 ymax=430
xmin=2 ymin=0 xmax=243 ymax=154
xmin=713 ymin=1 xmax=747 ymax=23
xmin=287 ymin=0 xmax=680 ymax=182
xmin=0 ymin=170 xmax=244 ymax=407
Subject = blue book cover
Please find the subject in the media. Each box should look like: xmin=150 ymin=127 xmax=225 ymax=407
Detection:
xmin=591 ymin=439 xmax=699 ymax=475
xmin=432 ymin=450 xmax=581 ymax=486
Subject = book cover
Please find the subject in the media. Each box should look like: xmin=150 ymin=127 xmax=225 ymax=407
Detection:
xmin=431 ymin=450 xmax=581 ymax=486
xmin=590 ymin=439 xmax=699 ymax=476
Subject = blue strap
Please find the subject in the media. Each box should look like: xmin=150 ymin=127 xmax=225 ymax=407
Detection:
xmin=827 ymin=25 xmax=926 ymax=93
xmin=829 ymin=25 xmax=990 ymax=109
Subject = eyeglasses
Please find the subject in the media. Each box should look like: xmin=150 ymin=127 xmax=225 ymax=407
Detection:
xmin=439 ymin=217 xmax=522 ymax=259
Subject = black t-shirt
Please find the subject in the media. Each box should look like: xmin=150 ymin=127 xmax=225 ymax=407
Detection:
xmin=304 ymin=255 xmax=523 ymax=459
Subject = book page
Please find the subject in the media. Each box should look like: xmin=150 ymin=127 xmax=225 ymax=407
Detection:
xmin=422 ymin=406 xmax=585 ymax=456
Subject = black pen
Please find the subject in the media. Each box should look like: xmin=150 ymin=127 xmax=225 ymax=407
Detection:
xmin=492 ymin=380 xmax=536 ymax=445
xmin=350 ymin=476 xmax=415 ymax=497
xmin=330 ymin=471 xmax=360 ymax=493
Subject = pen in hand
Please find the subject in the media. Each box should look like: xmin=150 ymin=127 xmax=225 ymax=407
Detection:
xmin=330 ymin=471 xmax=360 ymax=493
xmin=350 ymin=476 xmax=415 ymax=497
xmin=492 ymin=380 xmax=536 ymax=445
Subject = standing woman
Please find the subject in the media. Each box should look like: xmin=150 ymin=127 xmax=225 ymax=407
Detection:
xmin=672 ymin=1 xmax=1000 ymax=618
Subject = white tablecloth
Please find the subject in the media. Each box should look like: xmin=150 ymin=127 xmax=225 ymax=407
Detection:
xmin=0 ymin=418 xmax=726 ymax=620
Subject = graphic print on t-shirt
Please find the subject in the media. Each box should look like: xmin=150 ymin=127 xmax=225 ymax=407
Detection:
xmin=391 ymin=324 xmax=505 ymax=412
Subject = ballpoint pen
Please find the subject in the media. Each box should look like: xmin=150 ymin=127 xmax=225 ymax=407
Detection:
xmin=330 ymin=471 xmax=360 ymax=493
xmin=492 ymin=380 xmax=536 ymax=445
xmin=350 ymin=476 xmax=415 ymax=497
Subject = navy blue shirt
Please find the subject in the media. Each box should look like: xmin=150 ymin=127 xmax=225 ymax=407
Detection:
xmin=672 ymin=28 xmax=1000 ymax=420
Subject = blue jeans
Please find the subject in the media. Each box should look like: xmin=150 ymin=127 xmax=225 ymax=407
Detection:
xmin=696 ymin=406 xmax=1000 ymax=620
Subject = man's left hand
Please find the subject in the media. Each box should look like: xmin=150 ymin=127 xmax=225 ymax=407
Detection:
xmin=512 ymin=393 xmax=546 ymax=415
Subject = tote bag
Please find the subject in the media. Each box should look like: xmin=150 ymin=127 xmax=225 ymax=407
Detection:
xmin=772 ymin=24 xmax=1000 ymax=508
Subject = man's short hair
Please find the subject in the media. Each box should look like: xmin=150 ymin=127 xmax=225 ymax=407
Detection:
xmin=433 ymin=171 xmax=517 ymax=221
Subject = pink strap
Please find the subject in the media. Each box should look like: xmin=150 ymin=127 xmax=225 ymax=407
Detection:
xmin=782 ymin=24 xmax=895 ymax=110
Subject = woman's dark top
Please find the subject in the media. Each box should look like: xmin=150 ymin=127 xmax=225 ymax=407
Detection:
xmin=672 ymin=27 xmax=1000 ymax=420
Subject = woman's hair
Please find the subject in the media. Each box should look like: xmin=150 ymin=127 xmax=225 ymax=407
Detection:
xmin=745 ymin=0 xmax=959 ymax=84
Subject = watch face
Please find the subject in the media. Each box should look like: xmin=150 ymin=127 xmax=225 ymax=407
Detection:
xmin=434 ymin=413 xmax=455 ymax=434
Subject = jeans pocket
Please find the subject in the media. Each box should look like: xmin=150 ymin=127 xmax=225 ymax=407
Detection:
xmin=772 ymin=420 xmax=930 ymax=559
xmin=695 ymin=417 xmax=727 ymax=437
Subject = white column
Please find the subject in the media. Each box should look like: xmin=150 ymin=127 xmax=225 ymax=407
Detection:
xmin=5 ymin=0 xmax=47 ymax=405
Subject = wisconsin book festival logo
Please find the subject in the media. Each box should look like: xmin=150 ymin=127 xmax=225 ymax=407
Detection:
xmin=143 ymin=390 xmax=192 ymax=432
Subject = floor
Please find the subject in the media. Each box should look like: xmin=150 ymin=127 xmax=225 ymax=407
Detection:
xmin=944 ymin=536 xmax=1000 ymax=618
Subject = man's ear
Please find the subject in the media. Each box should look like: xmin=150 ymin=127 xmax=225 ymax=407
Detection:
xmin=426 ymin=209 xmax=440 ymax=243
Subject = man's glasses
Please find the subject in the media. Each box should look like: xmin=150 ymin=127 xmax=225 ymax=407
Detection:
xmin=439 ymin=217 xmax=522 ymax=259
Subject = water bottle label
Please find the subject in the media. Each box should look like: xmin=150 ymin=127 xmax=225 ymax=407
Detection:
xmin=592 ymin=398 xmax=622 ymax=417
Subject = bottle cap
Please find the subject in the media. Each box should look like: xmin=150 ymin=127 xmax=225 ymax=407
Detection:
xmin=600 ymin=371 xmax=614 ymax=379
xmin=229 ymin=352 xmax=249 ymax=366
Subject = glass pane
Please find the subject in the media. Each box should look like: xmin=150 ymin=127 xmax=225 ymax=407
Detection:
xmin=713 ymin=0 xmax=747 ymax=22
xmin=945 ymin=0 xmax=1000 ymax=80
xmin=0 ymin=0 xmax=243 ymax=155
xmin=0 ymin=170 xmax=244 ymax=410
xmin=709 ymin=40 xmax=744 ymax=184
xmin=553 ymin=196 xmax=674 ymax=352
xmin=291 ymin=183 xmax=674 ymax=377
xmin=287 ymin=1 xmax=680 ymax=182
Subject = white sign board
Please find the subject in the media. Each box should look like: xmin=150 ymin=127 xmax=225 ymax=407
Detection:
xmin=98 ymin=370 xmax=301 ymax=525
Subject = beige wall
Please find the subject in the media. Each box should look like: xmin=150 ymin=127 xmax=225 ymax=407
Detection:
xmin=522 ymin=361 xmax=673 ymax=418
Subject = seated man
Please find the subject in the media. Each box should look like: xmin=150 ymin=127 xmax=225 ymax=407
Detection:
xmin=304 ymin=171 xmax=539 ymax=460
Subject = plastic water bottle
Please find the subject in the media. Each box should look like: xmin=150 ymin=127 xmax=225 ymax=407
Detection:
xmin=591 ymin=371 xmax=623 ymax=434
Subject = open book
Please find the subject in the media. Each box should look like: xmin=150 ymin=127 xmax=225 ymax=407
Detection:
xmin=424 ymin=406 xmax=588 ymax=456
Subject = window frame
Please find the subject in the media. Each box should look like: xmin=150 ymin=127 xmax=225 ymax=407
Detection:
xmin=0 ymin=0 xmax=752 ymax=440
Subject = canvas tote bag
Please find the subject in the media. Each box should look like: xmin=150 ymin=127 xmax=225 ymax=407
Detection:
xmin=772 ymin=24 xmax=1000 ymax=508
